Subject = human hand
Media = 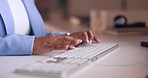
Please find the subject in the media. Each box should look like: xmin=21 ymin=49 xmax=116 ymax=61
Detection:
xmin=70 ymin=31 xmax=100 ymax=44
xmin=33 ymin=35 xmax=82 ymax=55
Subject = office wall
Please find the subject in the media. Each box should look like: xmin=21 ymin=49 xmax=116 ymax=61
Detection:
xmin=69 ymin=0 xmax=120 ymax=16
xmin=69 ymin=0 xmax=148 ymax=16
xmin=127 ymin=0 xmax=148 ymax=10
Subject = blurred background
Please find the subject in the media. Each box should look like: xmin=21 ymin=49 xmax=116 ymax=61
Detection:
xmin=35 ymin=0 xmax=148 ymax=35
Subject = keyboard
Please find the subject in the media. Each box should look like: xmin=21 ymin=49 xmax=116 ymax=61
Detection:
xmin=15 ymin=43 xmax=118 ymax=78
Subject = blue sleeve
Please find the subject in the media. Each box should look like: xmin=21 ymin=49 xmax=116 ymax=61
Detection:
xmin=0 ymin=34 xmax=35 ymax=56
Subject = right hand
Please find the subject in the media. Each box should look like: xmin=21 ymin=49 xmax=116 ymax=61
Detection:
xmin=33 ymin=35 xmax=82 ymax=55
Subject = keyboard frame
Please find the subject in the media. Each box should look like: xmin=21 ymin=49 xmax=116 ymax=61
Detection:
xmin=15 ymin=44 xmax=118 ymax=78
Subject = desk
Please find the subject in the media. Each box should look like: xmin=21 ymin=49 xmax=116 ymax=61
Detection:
xmin=0 ymin=35 xmax=148 ymax=78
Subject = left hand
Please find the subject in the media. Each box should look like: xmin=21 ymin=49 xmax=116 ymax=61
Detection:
xmin=70 ymin=31 xmax=100 ymax=44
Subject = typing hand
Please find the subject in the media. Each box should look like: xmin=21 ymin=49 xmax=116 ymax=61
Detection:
xmin=70 ymin=31 xmax=100 ymax=44
xmin=33 ymin=35 xmax=82 ymax=55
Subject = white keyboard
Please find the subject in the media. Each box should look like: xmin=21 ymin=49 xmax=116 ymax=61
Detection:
xmin=15 ymin=43 xmax=118 ymax=78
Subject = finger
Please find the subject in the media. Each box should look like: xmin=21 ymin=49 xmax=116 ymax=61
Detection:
xmin=87 ymin=31 xmax=94 ymax=40
xmin=86 ymin=31 xmax=94 ymax=44
xmin=68 ymin=45 xmax=76 ymax=50
xmin=73 ymin=39 xmax=82 ymax=45
xmin=82 ymin=31 xmax=89 ymax=43
xmin=87 ymin=31 xmax=101 ymax=43
xmin=94 ymin=36 xmax=100 ymax=42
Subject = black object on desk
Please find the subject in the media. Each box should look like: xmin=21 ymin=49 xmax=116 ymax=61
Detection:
xmin=141 ymin=41 xmax=148 ymax=47
xmin=114 ymin=15 xmax=146 ymax=28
